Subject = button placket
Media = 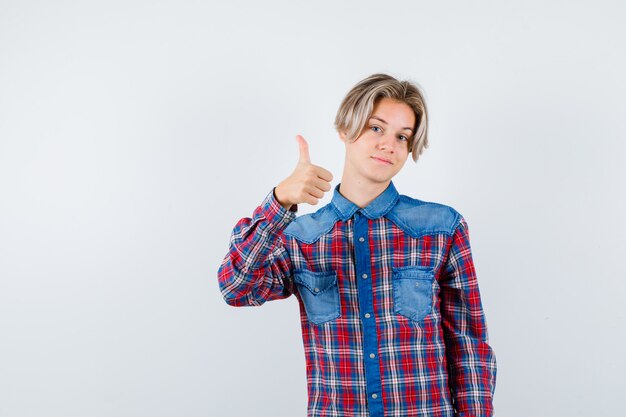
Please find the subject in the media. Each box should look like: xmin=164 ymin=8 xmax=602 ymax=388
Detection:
xmin=353 ymin=211 xmax=383 ymax=415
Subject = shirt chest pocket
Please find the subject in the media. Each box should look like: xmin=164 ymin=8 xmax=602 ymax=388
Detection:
xmin=392 ymin=266 xmax=434 ymax=322
xmin=294 ymin=270 xmax=340 ymax=325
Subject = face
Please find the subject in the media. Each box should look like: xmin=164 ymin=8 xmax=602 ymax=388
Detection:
xmin=340 ymin=97 xmax=415 ymax=187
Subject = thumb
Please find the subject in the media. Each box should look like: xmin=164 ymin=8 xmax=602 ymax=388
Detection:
xmin=296 ymin=135 xmax=311 ymax=164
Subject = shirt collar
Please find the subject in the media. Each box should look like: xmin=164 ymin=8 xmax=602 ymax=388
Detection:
xmin=331 ymin=181 xmax=400 ymax=221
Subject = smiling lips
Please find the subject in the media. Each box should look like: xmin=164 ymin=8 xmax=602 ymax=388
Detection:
xmin=372 ymin=156 xmax=393 ymax=165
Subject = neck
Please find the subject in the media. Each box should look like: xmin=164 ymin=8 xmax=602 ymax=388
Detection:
xmin=338 ymin=175 xmax=390 ymax=209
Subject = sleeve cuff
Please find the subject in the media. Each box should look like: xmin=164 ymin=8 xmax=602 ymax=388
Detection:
xmin=259 ymin=187 xmax=297 ymax=230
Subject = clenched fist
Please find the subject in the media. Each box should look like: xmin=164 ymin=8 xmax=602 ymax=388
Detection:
xmin=274 ymin=135 xmax=334 ymax=210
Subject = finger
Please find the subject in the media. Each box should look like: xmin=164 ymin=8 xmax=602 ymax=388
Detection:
xmin=313 ymin=165 xmax=333 ymax=182
xmin=296 ymin=135 xmax=311 ymax=164
xmin=303 ymin=193 xmax=318 ymax=205
xmin=305 ymin=185 xmax=325 ymax=199
xmin=311 ymin=177 xmax=332 ymax=193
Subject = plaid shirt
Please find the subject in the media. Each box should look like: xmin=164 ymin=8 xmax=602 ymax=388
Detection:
xmin=218 ymin=181 xmax=496 ymax=417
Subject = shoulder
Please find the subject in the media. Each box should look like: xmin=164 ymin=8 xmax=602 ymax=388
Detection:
xmin=283 ymin=202 xmax=340 ymax=244
xmin=386 ymin=194 xmax=462 ymax=238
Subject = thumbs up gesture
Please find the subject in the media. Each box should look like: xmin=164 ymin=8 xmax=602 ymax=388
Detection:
xmin=274 ymin=135 xmax=334 ymax=210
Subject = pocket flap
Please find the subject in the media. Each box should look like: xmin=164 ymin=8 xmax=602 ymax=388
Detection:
xmin=392 ymin=266 xmax=434 ymax=323
xmin=294 ymin=270 xmax=337 ymax=296
xmin=392 ymin=266 xmax=434 ymax=281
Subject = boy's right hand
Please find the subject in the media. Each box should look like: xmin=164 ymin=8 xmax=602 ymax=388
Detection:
xmin=274 ymin=135 xmax=334 ymax=210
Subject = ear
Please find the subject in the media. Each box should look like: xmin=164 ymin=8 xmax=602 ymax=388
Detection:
xmin=338 ymin=131 xmax=347 ymax=142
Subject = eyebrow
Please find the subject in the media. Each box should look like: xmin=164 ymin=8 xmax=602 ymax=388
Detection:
xmin=369 ymin=116 xmax=414 ymax=132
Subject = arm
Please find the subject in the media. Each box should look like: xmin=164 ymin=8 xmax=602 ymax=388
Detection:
xmin=439 ymin=216 xmax=497 ymax=417
xmin=217 ymin=187 xmax=298 ymax=306
xmin=218 ymin=134 xmax=333 ymax=306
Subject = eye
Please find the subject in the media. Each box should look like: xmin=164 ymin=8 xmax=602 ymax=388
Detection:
xmin=370 ymin=125 xmax=382 ymax=133
xmin=398 ymin=135 xmax=408 ymax=142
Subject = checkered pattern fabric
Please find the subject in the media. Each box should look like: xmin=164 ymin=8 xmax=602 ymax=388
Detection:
xmin=218 ymin=181 xmax=496 ymax=416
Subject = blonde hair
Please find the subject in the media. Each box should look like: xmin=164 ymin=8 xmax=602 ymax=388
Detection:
xmin=334 ymin=73 xmax=429 ymax=163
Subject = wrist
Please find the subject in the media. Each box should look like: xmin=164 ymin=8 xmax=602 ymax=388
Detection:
xmin=273 ymin=186 xmax=293 ymax=211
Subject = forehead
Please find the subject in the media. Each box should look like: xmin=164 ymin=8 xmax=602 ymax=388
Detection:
xmin=371 ymin=98 xmax=415 ymax=128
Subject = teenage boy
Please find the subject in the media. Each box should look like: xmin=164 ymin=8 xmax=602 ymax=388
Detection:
xmin=217 ymin=73 xmax=497 ymax=417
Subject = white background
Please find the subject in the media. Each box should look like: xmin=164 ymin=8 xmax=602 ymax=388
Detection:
xmin=1 ymin=1 xmax=625 ymax=416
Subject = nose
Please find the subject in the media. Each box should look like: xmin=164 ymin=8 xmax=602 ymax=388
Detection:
xmin=377 ymin=132 xmax=396 ymax=152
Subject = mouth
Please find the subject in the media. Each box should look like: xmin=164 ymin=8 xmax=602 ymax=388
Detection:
xmin=371 ymin=156 xmax=393 ymax=165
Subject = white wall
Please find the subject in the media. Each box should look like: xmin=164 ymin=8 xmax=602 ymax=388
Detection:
xmin=1 ymin=1 xmax=624 ymax=416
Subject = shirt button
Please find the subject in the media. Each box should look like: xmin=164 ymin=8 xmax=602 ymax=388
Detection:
xmin=314 ymin=288 xmax=320 ymax=293
xmin=371 ymin=393 xmax=378 ymax=399
xmin=361 ymin=273 xmax=368 ymax=279
xmin=364 ymin=313 xmax=371 ymax=318
xmin=369 ymin=353 xmax=375 ymax=359
xmin=358 ymin=237 xmax=365 ymax=242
